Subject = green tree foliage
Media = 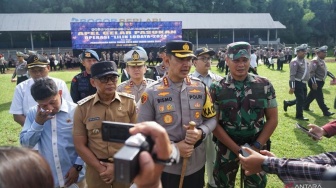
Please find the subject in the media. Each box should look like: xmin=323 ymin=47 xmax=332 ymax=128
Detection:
xmin=0 ymin=0 xmax=335 ymax=45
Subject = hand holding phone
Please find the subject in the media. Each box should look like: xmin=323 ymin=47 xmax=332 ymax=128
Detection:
xmin=295 ymin=123 xmax=320 ymax=140
xmin=239 ymin=143 xmax=252 ymax=157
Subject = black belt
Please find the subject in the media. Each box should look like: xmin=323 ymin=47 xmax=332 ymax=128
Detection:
xmin=228 ymin=131 xmax=261 ymax=145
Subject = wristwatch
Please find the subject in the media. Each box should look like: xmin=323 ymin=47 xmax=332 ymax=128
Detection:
xmin=198 ymin=128 xmax=206 ymax=140
xmin=73 ymin=164 xmax=83 ymax=172
xmin=154 ymin=143 xmax=180 ymax=166
xmin=252 ymin=141 xmax=262 ymax=150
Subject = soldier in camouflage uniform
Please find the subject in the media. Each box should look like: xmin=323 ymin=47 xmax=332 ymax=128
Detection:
xmin=210 ymin=42 xmax=278 ymax=188
xmin=137 ymin=40 xmax=217 ymax=188
xmin=117 ymin=46 xmax=155 ymax=102
xmin=70 ymin=49 xmax=99 ymax=103
xmin=190 ymin=47 xmax=222 ymax=188
xmin=303 ymin=45 xmax=335 ymax=117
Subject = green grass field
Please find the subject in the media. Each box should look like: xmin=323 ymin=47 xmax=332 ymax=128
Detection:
xmin=0 ymin=59 xmax=335 ymax=187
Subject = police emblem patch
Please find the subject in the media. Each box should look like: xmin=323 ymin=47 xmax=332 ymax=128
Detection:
xmin=159 ymin=105 xmax=164 ymax=112
xmin=163 ymin=114 xmax=173 ymax=124
xmin=194 ymin=111 xmax=200 ymax=119
xmin=183 ymin=43 xmax=190 ymax=51
xmin=132 ymin=51 xmax=140 ymax=61
xmin=195 ymin=102 xmax=201 ymax=108
xmin=141 ymin=92 xmax=148 ymax=104
xmin=167 ymin=104 xmax=174 ymax=111
xmin=85 ymin=52 xmax=91 ymax=57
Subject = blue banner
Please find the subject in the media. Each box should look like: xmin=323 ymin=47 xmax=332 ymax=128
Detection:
xmin=71 ymin=21 xmax=182 ymax=49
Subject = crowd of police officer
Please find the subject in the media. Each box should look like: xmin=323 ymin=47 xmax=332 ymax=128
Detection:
xmin=7 ymin=39 xmax=336 ymax=188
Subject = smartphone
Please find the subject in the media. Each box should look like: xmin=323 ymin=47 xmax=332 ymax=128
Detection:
xmin=239 ymin=143 xmax=251 ymax=157
xmin=295 ymin=123 xmax=320 ymax=139
xmin=101 ymin=121 xmax=134 ymax=143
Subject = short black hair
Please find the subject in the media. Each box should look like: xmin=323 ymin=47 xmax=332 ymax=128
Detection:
xmin=31 ymin=78 xmax=58 ymax=101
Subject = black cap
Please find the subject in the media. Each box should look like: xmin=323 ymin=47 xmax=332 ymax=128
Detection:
xmin=91 ymin=61 xmax=119 ymax=78
xmin=166 ymin=40 xmax=196 ymax=58
xmin=194 ymin=47 xmax=215 ymax=57
xmin=159 ymin=45 xmax=166 ymax=53
xmin=27 ymin=54 xmax=49 ymax=69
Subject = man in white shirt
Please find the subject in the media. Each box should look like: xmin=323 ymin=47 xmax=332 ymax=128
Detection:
xmin=249 ymin=49 xmax=258 ymax=75
xmin=9 ymin=54 xmax=72 ymax=127
xmin=190 ymin=47 xmax=222 ymax=188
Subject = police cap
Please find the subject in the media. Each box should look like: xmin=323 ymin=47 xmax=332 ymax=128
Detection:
xmin=27 ymin=54 xmax=49 ymax=69
xmin=91 ymin=61 xmax=119 ymax=78
xmin=316 ymin=45 xmax=328 ymax=53
xmin=227 ymin=42 xmax=251 ymax=60
xmin=166 ymin=40 xmax=196 ymax=58
xmin=124 ymin=46 xmax=148 ymax=66
xmin=296 ymin=44 xmax=308 ymax=52
xmin=194 ymin=47 xmax=215 ymax=57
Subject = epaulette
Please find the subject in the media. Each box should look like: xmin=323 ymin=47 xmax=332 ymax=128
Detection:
xmin=146 ymin=78 xmax=155 ymax=84
xmin=190 ymin=76 xmax=202 ymax=82
xmin=77 ymin=95 xmax=95 ymax=105
xmin=118 ymin=92 xmax=135 ymax=100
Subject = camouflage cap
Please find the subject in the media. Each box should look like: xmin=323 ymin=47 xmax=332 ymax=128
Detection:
xmin=166 ymin=40 xmax=196 ymax=58
xmin=227 ymin=42 xmax=251 ymax=60
xmin=316 ymin=45 xmax=328 ymax=53
xmin=27 ymin=54 xmax=49 ymax=69
xmin=124 ymin=46 xmax=148 ymax=66
xmin=194 ymin=47 xmax=215 ymax=57
xmin=296 ymin=44 xmax=308 ymax=52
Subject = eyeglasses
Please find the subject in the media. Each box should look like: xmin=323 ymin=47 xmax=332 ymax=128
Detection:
xmin=29 ymin=67 xmax=46 ymax=74
xmin=96 ymin=75 xmax=118 ymax=83
xmin=197 ymin=57 xmax=212 ymax=62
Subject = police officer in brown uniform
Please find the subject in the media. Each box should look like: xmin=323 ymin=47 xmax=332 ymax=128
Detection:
xmin=137 ymin=40 xmax=217 ymax=188
xmin=73 ymin=61 xmax=137 ymax=188
xmin=304 ymin=46 xmax=335 ymax=116
xmin=117 ymin=47 xmax=155 ymax=102
xmin=284 ymin=44 xmax=310 ymax=120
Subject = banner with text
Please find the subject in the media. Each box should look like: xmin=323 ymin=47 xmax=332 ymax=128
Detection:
xmin=71 ymin=21 xmax=182 ymax=49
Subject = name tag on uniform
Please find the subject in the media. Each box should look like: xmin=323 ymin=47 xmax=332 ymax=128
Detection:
xmin=88 ymin=117 xmax=100 ymax=122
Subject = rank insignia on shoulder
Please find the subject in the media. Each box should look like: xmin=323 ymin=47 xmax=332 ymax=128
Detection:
xmin=119 ymin=92 xmax=135 ymax=99
xmin=77 ymin=95 xmax=95 ymax=105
